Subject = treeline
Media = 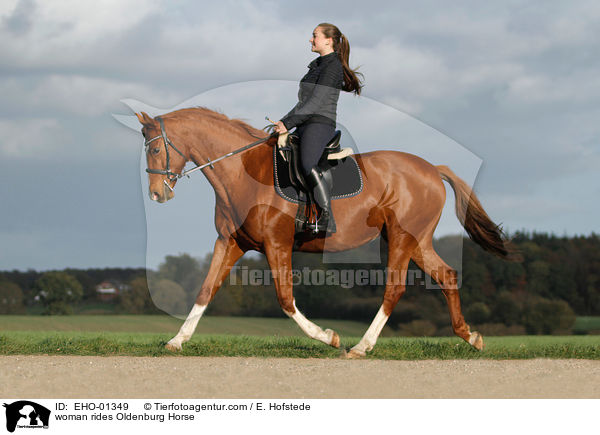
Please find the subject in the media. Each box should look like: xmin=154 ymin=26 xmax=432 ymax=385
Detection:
xmin=0 ymin=268 xmax=147 ymax=314
xmin=1 ymin=232 xmax=599 ymax=335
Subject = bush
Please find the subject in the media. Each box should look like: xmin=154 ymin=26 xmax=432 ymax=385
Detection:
xmin=475 ymin=323 xmax=526 ymax=336
xmin=118 ymin=276 xmax=159 ymax=314
xmin=522 ymin=298 xmax=576 ymax=335
xmin=207 ymin=284 xmax=245 ymax=316
xmin=33 ymin=272 xmax=83 ymax=315
xmin=398 ymin=320 xmax=437 ymax=337
xmin=389 ymin=301 xmax=421 ymax=327
xmin=148 ymin=279 xmax=189 ymax=316
xmin=416 ymin=293 xmax=448 ymax=327
xmin=0 ymin=281 xmax=25 ymax=314
xmin=337 ymin=297 xmax=382 ymax=322
xmin=491 ymin=292 xmax=522 ymax=325
xmin=465 ymin=302 xmax=491 ymax=324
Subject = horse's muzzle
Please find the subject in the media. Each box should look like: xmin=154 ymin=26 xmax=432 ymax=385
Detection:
xmin=149 ymin=181 xmax=175 ymax=203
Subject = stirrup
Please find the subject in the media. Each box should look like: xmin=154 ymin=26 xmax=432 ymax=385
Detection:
xmin=306 ymin=210 xmax=336 ymax=234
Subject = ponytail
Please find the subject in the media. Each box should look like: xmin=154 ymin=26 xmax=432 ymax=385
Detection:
xmin=318 ymin=23 xmax=364 ymax=95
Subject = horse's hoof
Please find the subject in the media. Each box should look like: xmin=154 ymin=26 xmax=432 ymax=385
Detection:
xmin=165 ymin=340 xmax=182 ymax=352
xmin=469 ymin=331 xmax=484 ymax=351
xmin=346 ymin=348 xmax=366 ymax=359
xmin=326 ymin=329 xmax=340 ymax=348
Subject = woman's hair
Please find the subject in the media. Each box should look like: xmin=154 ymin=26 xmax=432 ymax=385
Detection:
xmin=317 ymin=23 xmax=364 ymax=95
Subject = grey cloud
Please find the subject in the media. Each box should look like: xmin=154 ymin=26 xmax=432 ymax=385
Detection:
xmin=2 ymin=0 xmax=35 ymax=36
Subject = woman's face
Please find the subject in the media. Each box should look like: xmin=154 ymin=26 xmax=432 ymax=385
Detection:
xmin=309 ymin=27 xmax=333 ymax=55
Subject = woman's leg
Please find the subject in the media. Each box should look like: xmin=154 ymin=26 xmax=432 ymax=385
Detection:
xmin=298 ymin=123 xmax=335 ymax=175
xmin=297 ymin=123 xmax=337 ymax=233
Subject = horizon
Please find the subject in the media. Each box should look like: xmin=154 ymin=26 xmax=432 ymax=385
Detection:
xmin=2 ymin=229 xmax=598 ymax=273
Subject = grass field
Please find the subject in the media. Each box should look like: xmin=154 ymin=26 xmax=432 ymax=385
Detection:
xmin=0 ymin=314 xmax=380 ymax=337
xmin=0 ymin=315 xmax=598 ymax=359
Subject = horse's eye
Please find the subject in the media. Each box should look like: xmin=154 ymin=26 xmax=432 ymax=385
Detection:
xmin=152 ymin=148 xmax=160 ymax=155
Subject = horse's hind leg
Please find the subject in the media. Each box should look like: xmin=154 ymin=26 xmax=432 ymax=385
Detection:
xmin=165 ymin=237 xmax=244 ymax=351
xmin=347 ymin=231 xmax=414 ymax=358
xmin=265 ymin=244 xmax=340 ymax=348
xmin=413 ymin=243 xmax=484 ymax=351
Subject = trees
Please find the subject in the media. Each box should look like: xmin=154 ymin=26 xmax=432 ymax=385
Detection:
xmin=491 ymin=292 xmax=521 ymax=326
xmin=151 ymin=253 xmax=209 ymax=309
xmin=118 ymin=276 xmax=159 ymax=314
xmin=521 ymin=298 xmax=576 ymax=335
xmin=149 ymin=279 xmax=188 ymax=316
xmin=33 ymin=272 xmax=83 ymax=315
xmin=465 ymin=302 xmax=491 ymax=325
xmin=0 ymin=281 xmax=25 ymax=314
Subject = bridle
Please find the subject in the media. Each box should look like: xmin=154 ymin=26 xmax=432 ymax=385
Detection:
xmin=144 ymin=117 xmax=186 ymax=184
xmin=143 ymin=116 xmax=276 ymax=192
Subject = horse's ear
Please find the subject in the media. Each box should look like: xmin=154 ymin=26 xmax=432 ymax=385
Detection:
xmin=135 ymin=111 xmax=154 ymax=127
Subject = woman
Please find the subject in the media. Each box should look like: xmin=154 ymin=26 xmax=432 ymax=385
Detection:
xmin=274 ymin=23 xmax=363 ymax=234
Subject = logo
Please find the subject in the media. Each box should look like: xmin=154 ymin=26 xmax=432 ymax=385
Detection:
xmin=3 ymin=401 xmax=50 ymax=433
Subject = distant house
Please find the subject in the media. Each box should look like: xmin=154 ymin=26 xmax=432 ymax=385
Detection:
xmin=95 ymin=281 xmax=119 ymax=302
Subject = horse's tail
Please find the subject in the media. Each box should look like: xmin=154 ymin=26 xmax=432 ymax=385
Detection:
xmin=437 ymin=165 xmax=514 ymax=259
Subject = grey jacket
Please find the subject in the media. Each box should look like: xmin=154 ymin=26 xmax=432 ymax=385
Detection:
xmin=281 ymin=51 xmax=343 ymax=130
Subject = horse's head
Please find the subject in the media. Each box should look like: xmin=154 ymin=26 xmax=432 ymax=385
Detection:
xmin=135 ymin=112 xmax=187 ymax=203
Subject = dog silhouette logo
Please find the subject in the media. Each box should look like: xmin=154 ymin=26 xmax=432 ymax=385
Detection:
xmin=3 ymin=401 xmax=50 ymax=433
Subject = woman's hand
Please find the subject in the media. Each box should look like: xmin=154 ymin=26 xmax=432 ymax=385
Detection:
xmin=274 ymin=121 xmax=288 ymax=134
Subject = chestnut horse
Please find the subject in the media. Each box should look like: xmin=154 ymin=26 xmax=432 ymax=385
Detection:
xmin=135 ymin=107 xmax=509 ymax=357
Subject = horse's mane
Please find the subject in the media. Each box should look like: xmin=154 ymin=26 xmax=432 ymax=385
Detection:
xmin=162 ymin=107 xmax=269 ymax=140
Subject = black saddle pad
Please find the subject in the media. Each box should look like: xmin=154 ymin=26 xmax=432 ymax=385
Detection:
xmin=273 ymin=146 xmax=363 ymax=204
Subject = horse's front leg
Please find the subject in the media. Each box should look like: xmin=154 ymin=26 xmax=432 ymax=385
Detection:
xmin=348 ymin=231 xmax=415 ymax=358
xmin=165 ymin=237 xmax=244 ymax=351
xmin=265 ymin=243 xmax=340 ymax=348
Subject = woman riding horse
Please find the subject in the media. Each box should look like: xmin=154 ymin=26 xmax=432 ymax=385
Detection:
xmin=273 ymin=23 xmax=363 ymax=234
xmin=135 ymin=24 xmax=513 ymax=357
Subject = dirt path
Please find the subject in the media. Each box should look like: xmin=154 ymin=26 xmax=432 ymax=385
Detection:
xmin=1 ymin=356 xmax=598 ymax=399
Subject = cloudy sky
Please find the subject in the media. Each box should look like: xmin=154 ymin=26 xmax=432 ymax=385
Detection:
xmin=1 ymin=0 xmax=599 ymax=271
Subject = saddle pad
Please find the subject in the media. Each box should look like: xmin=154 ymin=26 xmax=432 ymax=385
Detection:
xmin=273 ymin=146 xmax=363 ymax=204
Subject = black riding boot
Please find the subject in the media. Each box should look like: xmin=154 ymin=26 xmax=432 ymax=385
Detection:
xmin=305 ymin=167 xmax=336 ymax=234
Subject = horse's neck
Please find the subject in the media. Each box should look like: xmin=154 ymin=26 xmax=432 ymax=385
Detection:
xmin=187 ymin=123 xmax=272 ymax=204
xmin=187 ymin=137 xmax=236 ymax=201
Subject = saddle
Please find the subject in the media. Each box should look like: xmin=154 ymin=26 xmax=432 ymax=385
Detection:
xmin=273 ymin=130 xmax=363 ymax=235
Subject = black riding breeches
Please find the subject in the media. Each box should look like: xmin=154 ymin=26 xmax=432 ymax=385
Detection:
xmin=295 ymin=122 xmax=336 ymax=175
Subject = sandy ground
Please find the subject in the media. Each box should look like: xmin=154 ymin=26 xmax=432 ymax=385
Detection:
xmin=0 ymin=356 xmax=598 ymax=399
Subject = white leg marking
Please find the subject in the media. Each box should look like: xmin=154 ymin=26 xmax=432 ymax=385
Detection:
xmin=351 ymin=306 xmax=389 ymax=355
xmin=167 ymin=304 xmax=207 ymax=350
xmin=468 ymin=334 xmax=477 ymax=345
xmin=284 ymin=300 xmax=335 ymax=345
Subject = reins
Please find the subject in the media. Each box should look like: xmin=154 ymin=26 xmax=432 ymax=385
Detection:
xmin=144 ymin=116 xmax=276 ymax=189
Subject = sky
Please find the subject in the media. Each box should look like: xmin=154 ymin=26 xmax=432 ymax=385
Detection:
xmin=1 ymin=0 xmax=599 ymax=271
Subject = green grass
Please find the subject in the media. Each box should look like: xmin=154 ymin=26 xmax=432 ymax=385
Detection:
xmin=0 ymin=315 xmax=598 ymax=359
xmin=0 ymin=332 xmax=597 ymax=359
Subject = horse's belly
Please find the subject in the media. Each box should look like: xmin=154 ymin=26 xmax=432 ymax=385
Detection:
xmin=296 ymin=224 xmax=381 ymax=253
